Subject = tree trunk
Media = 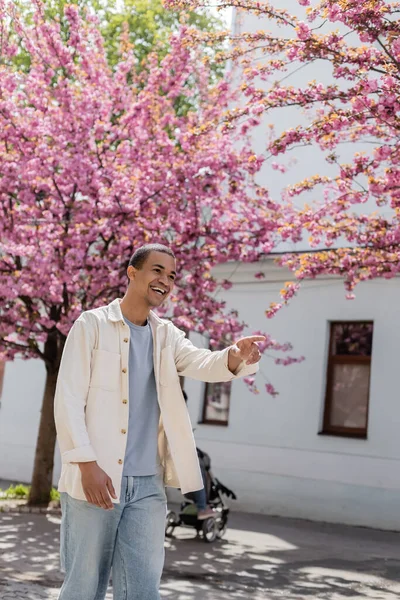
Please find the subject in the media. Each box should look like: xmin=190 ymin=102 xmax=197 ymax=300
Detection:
xmin=28 ymin=332 xmax=65 ymax=506
xmin=27 ymin=366 xmax=58 ymax=505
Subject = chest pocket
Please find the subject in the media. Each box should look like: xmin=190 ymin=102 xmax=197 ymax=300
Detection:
xmin=90 ymin=349 xmax=121 ymax=392
xmin=160 ymin=346 xmax=179 ymax=387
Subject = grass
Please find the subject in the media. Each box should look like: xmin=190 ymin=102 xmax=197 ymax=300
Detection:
xmin=0 ymin=484 xmax=60 ymax=502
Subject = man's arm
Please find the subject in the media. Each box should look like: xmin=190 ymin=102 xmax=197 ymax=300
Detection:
xmin=54 ymin=315 xmax=116 ymax=509
xmin=171 ymin=328 xmax=263 ymax=382
xmin=54 ymin=316 xmax=97 ymax=464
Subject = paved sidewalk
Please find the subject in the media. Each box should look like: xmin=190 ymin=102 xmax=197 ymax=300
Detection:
xmin=1 ymin=509 xmax=400 ymax=599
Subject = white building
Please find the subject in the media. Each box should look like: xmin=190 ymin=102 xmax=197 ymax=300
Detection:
xmin=1 ymin=1 xmax=399 ymax=531
xmin=2 ymin=258 xmax=400 ymax=530
xmin=185 ymin=260 xmax=400 ymax=531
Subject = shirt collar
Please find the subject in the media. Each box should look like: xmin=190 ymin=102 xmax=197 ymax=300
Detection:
xmin=107 ymin=298 xmax=165 ymax=327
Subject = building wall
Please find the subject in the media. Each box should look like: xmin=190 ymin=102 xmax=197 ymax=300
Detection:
xmin=182 ymin=260 xmax=400 ymax=531
xmin=0 ymin=357 xmax=61 ymax=486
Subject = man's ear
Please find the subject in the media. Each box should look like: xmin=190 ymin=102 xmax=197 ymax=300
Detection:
xmin=127 ymin=265 xmax=137 ymax=282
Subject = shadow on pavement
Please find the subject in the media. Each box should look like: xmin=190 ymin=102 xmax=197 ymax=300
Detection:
xmin=1 ymin=510 xmax=400 ymax=599
xmin=162 ymin=509 xmax=400 ymax=599
xmin=0 ymin=513 xmax=62 ymax=585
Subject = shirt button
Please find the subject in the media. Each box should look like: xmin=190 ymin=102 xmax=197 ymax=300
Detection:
xmin=122 ymin=399 xmax=128 ymax=404
xmin=123 ymin=338 xmax=128 ymax=343
xmin=118 ymin=459 xmax=123 ymax=465
xmin=122 ymin=368 xmax=127 ymax=373
xmin=121 ymin=429 xmax=126 ymax=434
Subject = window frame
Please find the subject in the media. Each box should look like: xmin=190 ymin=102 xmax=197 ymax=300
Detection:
xmin=321 ymin=320 xmax=373 ymax=439
xmin=201 ymin=380 xmax=231 ymax=427
xmin=199 ymin=336 xmax=233 ymax=427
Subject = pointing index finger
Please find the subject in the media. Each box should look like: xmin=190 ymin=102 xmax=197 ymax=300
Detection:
xmin=246 ymin=336 xmax=266 ymax=343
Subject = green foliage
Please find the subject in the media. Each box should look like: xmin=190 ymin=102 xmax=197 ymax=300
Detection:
xmin=13 ymin=0 xmax=224 ymax=71
xmin=9 ymin=0 xmax=224 ymax=115
xmin=99 ymin=0 xmax=223 ymax=70
xmin=0 ymin=483 xmax=30 ymax=499
xmin=0 ymin=483 xmax=60 ymax=501
xmin=50 ymin=487 xmax=61 ymax=501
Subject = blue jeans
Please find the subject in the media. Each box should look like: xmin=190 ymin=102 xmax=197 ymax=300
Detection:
xmin=185 ymin=461 xmax=207 ymax=510
xmin=58 ymin=473 xmax=167 ymax=600
xmin=189 ymin=488 xmax=207 ymax=510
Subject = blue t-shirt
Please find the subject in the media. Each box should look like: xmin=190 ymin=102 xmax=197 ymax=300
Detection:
xmin=123 ymin=317 xmax=160 ymax=476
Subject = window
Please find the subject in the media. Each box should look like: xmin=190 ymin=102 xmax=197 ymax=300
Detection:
xmin=202 ymin=380 xmax=231 ymax=426
xmin=202 ymin=381 xmax=232 ymax=425
xmin=201 ymin=339 xmax=232 ymax=426
xmin=322 ymin=322 xmax=373 ymax=438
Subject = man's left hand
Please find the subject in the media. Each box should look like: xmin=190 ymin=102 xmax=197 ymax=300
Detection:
xmin=228 ymin=336 xmax=266 ymax=373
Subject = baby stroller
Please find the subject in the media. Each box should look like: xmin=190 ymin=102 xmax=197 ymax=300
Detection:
xmin=165 ymin=447 xmax=237 ymax=543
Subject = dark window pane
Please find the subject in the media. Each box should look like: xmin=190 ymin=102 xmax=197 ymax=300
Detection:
xmin=332 ymin=323 xmax=373 ymax=357
xmin=204 ymin=381 xmax=231 ymax=423
xmin=329 ymin=363 xmax=370 ymax=429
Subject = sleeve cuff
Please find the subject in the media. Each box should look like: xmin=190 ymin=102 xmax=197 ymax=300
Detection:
xmin=234 ymin=361 xmax=259 ymax=377
xmin=62 ymin=445 xmax=97 ymax=464
xmin=223 ymin=347 xmax=260 ymax=379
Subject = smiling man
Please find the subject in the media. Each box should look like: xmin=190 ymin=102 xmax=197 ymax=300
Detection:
xmin=54 ymin=243 xmax=264 ymax=600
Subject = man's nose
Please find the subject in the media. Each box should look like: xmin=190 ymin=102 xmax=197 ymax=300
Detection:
xmin=159 ymin=274 xmax=169 ymax=287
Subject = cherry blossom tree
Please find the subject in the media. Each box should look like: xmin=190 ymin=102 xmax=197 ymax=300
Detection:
xmin=15 ymin=0 xmax=224 ymax=74
xmin=0 ymin=0 xmax=297 ymax=504
xmin=166 ymin=0 xmax=400 ymax=303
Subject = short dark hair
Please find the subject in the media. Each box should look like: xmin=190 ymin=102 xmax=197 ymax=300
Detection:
xmin=128 ymin=244 xmax=175 ymax=270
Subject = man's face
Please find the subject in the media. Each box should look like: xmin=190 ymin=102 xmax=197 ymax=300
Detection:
xmin=128 ymin=251 xmax=176 ymax=307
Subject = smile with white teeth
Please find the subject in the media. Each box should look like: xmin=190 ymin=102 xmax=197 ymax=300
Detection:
xmin=151 ymin=287 xmax=167 ymax=296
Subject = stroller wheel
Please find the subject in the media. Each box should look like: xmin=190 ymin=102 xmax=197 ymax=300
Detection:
xmin=165 ymin=510 xmax=178 ymax=538
xmin=202 ymin=517 xmax=218 ymax=543
xmin=217 ymin=521 xmax=227 ymax=539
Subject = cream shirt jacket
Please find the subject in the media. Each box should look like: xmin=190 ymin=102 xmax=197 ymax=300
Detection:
xmin=54 ymin=298 xmax=258 ymax=502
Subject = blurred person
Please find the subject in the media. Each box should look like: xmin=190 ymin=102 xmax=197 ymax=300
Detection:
xmin=182 ymin=390 xmax=215 ymax=519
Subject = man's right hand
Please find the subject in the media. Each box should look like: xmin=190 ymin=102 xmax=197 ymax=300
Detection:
xmin=78 ymin=462 xmax=117 ymax=510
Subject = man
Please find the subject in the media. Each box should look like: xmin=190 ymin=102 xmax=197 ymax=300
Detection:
xmin=54 ymin=243 xmax=264 ymax=600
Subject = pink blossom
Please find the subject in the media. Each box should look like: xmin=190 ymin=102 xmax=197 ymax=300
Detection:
xmin=265 ymin=383 xmax=279 ymax=397
xmin=296 ymin=22 xmax=312 ymax=41
xmin=266 ymin=303 xmax=283 ymax=319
